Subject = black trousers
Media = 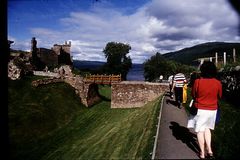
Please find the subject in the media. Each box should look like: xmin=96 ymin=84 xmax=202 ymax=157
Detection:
xmin=174 ymin=87 xmax=183 ymax=103
xmin=169 ymin=84 xmax=173 ymax=96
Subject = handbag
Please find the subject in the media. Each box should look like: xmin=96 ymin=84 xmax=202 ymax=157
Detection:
xmin=189 ymin=99 xmax=198 ymax=115
xmin=189 ymin=79 xmax=200 ymax=116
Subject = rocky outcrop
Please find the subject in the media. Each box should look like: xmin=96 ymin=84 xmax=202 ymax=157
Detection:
xmin=8 ymin=60 xmax=21 ymax=80
xmin=58 ymin=65 xmax=73 ymax=77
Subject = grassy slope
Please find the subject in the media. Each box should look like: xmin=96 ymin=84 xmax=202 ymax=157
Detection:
xmin=9 ymin=77 xmax=161 ymax=160
xmin=213 ymin=100 xmax=240 ymax=159
xmin=8 ymin=76 xmax=85 ymax=159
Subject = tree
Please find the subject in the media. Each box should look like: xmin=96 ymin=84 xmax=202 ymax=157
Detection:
xmin=102 ymin=42 xmax=132 ymax=80
xmin=143 ymin=52 xmax=167 ymax=81
xmin=144 ymin=52 xmax=196 ymax=82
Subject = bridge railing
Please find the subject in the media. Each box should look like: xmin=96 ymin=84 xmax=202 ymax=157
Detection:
xmin=84 ymin=74 xmax=121 ymax=84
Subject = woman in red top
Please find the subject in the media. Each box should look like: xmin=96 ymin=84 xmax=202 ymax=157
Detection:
xmin=187 ymin=61 xmax=222 ymax=159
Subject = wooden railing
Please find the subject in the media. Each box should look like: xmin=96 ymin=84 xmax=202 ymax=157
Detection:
xmin=84 ymin=74 xmax=121 ymax=84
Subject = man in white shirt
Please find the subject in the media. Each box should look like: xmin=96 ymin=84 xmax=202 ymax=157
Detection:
xmin=172 ymin=73 xmax=187 ymax=108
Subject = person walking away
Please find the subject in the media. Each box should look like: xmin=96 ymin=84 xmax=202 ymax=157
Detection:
xmin=159 ymin=75 xmax=163 ymax=83
xmin=168 ymin=75 xmax=174 ymax=98
xmin=172 ymin=73 xmax=187 ymax=108
xmin=187 ymin=61 xmax=222 ymax=159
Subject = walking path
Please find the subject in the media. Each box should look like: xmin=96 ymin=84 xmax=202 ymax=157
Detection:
xmin=153 ymin=93 xmax=200 ymax=159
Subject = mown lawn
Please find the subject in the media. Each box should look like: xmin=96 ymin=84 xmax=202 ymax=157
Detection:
xmin=9 ymin=76 xmax=161 ymax=160
xmin=185 ymin=87 xmax=240 ymax=159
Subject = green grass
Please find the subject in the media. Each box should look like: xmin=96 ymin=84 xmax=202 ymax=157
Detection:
xmin=185 ymin=87 xmax=240 ymax=159
xmin=9 ymin=76 xmax=161 ymax=160
xmin=98 ymin=84 xmax=112 ymax=100
xmin=212 ymin=100 xmax=240 ymax=159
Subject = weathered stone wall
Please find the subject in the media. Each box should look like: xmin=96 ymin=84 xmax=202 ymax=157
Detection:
xmin=31 ymin=77 xmax=63 ymax=87
xmin=111 ymin=81 xmax=168 ymax=108
xmin=64 ymin=75 xmax=87 ymax=106
xmin=64 ymin=76 xmax=101 ymax=107
xmin=53 ymin=43 xmax=71 ymax=55
xmin=31 ymin=73 xmax=168 ymax=108
xmin=31 ymin=74 xmax=101 ymax=107
xmin=8 ymin=60 xmax=21 ymax=80
xmin=38 ymin=48 xmax=58 ymax=67
xmin=33 ymin=71 xmax=60 ymax=77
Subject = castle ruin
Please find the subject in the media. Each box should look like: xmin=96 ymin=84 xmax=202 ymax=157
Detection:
xmin=31 ymin=37 xmax=73 ymax=70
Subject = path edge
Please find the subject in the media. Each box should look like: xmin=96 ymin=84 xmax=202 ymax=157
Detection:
xmin=151 ymin=93 xmax=165 ymax=159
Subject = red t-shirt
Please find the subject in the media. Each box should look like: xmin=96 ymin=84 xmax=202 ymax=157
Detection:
xmin=191 ymin=78 xmax=222 ymax=110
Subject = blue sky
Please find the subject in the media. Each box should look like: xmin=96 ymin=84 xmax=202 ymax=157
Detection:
xmin=8 ymin=0 xmax=240 ymax=63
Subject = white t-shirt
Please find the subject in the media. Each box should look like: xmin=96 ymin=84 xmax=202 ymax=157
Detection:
xmin=168 ymin=75 xmax=173 ymax=85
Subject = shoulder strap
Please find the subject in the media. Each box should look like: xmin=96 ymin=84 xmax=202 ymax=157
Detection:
xmin=195 ymin=79 xmax=200 ymax=108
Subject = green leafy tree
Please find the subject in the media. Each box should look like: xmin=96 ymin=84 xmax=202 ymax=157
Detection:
xmin=102 ymin=42 xmax=132 ymax=80
xmin=143 ymin=52 xmax=167 ymax=81
xmin=144 ymin=52 xmax=196 ymax=82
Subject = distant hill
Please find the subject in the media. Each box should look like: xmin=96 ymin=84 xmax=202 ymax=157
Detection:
xmin=162 ymin=42 xmax=240 ymax=65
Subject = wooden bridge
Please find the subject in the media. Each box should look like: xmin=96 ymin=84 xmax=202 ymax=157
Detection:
xmin=83 ymin=74 xmax=121 ymax=84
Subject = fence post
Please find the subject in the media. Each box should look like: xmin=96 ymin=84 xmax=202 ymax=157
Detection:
xmin=215 ymin=52 xmax=218 ymax=66
xmin=233 ymin=48 xmax=236 ymax=63
xmin=223 ymin=52 xmax=226 ymax=66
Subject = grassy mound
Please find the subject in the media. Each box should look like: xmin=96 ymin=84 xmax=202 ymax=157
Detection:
xmin=9 ymin=76 xmax=161 ymax=160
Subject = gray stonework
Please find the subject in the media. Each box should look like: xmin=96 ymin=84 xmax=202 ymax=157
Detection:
xmin=33 ymin=71 xmax=60 ymax=77
xmin=64 ymin=75 xmax=101 ymax=107
xmin=31 ymin=77 xmax=64 ymax=87
xmin=111 ymin=81 xmax=168 ymax=108
xmin=64 ymin=75 xmax=88 ymax=106
xmin=31 ymin=73 xmax=168 ymax=108
xmin=31 ymin=74 xmax=101 ymax=107
xmin=31 ymin=37 xmax=72 ymax=68
xmin=52 ymin=41 xmax=71 ymax=55
xmin=33 ymin=65 xmax=73 ymax=78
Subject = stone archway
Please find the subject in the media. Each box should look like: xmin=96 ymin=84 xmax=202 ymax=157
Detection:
xmin=86 ymin=83 xmax=101 ymax=107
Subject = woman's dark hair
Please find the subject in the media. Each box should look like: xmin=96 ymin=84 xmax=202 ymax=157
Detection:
xmin=200 ymin=61 xmax=217 ymax=78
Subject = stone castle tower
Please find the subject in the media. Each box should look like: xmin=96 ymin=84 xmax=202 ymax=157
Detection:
xmin=31 ymin=37 xmax=38 ymax=59
xmin=52 ymin=41 xmax=71 ymax=55
xmin=30 ymin=37 xmax=72 ymax=69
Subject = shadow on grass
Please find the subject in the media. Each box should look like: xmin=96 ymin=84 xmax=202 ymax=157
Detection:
xmin=169 ymin=121 xmax=200 ymax=154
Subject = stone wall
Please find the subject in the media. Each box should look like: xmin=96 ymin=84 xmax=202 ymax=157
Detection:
xmin=33 ymin=71 xmax=60 ymax=77
xmin=64 ymin=76 xmax=101 ymax=107
xmin=111 ymin=81 xmax=168 ymax=108
xmin=31 ymin=74 xmax=101 ymax=107
xmin=31 ymin=73 xmax=169 ymax=108
xmin=31 ymin=77 xmax=64 ymax=87
xmin=53 ymin=43 xmax=71 ymax=55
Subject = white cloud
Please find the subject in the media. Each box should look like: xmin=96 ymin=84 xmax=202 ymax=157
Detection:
xmin=11 ymin=0 xmax=240 ymax=63
xmin=57 ymin=4 xmax=160 ymax=63
xmin=9 ymin=35 xmax=31 ymax=51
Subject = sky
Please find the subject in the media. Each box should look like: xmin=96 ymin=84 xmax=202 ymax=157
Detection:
xmin=8 ymin=0 xmax=240 ymax=63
